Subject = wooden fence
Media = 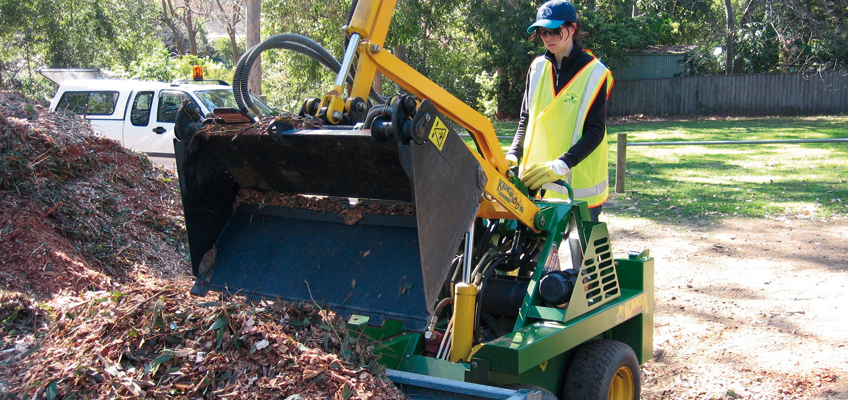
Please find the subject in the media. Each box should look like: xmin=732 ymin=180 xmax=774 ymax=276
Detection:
xmin=608 ymin=70 xmax=848 ymax=117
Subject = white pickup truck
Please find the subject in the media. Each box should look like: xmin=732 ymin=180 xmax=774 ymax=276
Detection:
xmin=48 ymin=78 xmax=274 ymax=158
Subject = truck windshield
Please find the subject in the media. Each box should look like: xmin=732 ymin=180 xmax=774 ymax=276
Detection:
xmin=194 ymin=89 xmax=275 ymax=118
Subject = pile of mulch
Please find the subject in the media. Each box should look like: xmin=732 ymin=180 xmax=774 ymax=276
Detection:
xmin=0 ymin=290 xmax=50 ymax=351
xmin=0 ymin=91 xmax=187 ymax=298
xmin=236 ymin=189 xmax=415 ymax=226
xmin=0 ymin=91 xmax=406 ymax=399
xmin=201 ymin=113 xmax=323 ymax=137
xmin=1 ymin=282 xmax=401 ymax=399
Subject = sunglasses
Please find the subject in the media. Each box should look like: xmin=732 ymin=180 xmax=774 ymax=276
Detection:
xmin=537 ymin=27 xmax=563 ymax=39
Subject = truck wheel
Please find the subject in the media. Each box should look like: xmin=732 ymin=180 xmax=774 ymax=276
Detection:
xmin=562 ymin=340 xmax=640 ymax=400
xmin=503 ymin=383 xmax=558 ymax=400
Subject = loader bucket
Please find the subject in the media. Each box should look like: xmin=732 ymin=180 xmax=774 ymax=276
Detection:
xmin=175 ymin=119 xmax=483 ymax=332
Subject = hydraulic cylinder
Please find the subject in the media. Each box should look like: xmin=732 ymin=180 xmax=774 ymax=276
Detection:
xmin=450 ymin=283 xmax=477 ymax=362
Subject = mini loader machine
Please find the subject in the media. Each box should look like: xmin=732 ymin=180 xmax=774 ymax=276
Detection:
xmin=173 ymin=1 xmax=653 ymax=399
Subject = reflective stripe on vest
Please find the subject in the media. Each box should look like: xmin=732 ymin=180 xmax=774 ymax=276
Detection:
xmin=526 ymin=56 xmax=547 ymax=113
xmin=572 ymin=178 xmax=608 ymax=200
xmin=570 ymin=65 xmax=610 ymax=147
xmin=521 ymin=53 xmax=612 ymax=206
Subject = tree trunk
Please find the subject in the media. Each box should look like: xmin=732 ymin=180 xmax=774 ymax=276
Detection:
xmin=167 ymin=23 xmax=186 ymax=55
xmin=495 ymin=66 xmax=508 ymax=120
xmin=188 ymin=27 xmax=199 ymax=56
xmin=733 ymin=0 xmax=758 ymax=73
xmin=246 ymin=0 xmax=261 ymax=95
xmin=228 ymin=28 xmax=241 ymax=64
xmin=724 ymin=0 xmax=734 ymax=75
xmin=374 ymin=73 xmax=383 ymax=96
xmin=185 ymin=11 xmax=198 ymax=56
xmin=161 ymin=0 xmax=186 ymax=55
xmin=214 ymin=0 xmax=244 ymax=65
xmin=393 ymin=45 xmax=407 ymax=63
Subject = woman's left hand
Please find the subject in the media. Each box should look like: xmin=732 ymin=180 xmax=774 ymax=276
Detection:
xmin=521 ymin=159 xmax=569 ymax=189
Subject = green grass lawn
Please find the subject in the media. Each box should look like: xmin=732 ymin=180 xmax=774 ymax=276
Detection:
xmin=491 ymin=116 xmax=848 ymax=221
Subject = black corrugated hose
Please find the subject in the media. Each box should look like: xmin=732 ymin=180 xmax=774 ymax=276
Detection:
xmin=232 ymin=24 xmax=388 ymax=115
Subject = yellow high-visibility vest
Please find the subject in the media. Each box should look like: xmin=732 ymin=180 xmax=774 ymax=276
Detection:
xmin=521 ymin=53 xmax=613 ymax=207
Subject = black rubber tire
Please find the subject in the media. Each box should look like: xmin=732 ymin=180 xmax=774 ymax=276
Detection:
xmin=562 ymin=340 xmax=640 ymax=400
xmin=503 ymin=383 xmax=559 ymax=400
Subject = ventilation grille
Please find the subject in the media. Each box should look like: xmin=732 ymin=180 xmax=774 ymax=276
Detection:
xmin=579 ymin=235 xmax=619 ymax=307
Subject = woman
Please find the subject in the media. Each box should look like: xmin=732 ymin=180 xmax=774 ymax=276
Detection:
xmin=506 ymin=0 xmax=613 ymax=221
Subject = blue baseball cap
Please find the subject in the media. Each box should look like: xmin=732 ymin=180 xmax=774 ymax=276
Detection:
xmin=527 ymin=0 xmax=579 ymax=33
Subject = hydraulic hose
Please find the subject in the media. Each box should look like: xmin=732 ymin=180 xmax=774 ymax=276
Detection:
xmin=473 ymin=220 xmax=499 ymax=263
xmin=232 ymin=33 xmax=387 ymax=115
xmin=363 ymin=105 xmax=391 ymax=129
xmin=448 ymin=255 xmax=463 ymax=284
xmin=234 ymin=36 xmax=311 ymax=109
xmin=234 ymin=38 xmax=320 ymax=111
xmin=236 ymin=44 xmax=333 ymax=113
xmin=234 ymin=36 xmax=386 ymax=111
xmin=233 ymin=34 xmax=338 ymax=112
xmin=472 ymin=254 xmax=507 ymax=345
xmin=424 ymin=296 xmax=454 ymax=340
xmin=471 ymin=249 xmax=503 ymax=285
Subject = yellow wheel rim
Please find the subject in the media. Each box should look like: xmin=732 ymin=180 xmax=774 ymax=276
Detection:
xmin=608 ymin=366 xmax=634 ymax=400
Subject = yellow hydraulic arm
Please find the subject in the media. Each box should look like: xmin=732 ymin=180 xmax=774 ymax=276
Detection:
xmin=323 ymin=0 xmax=541 ymax=230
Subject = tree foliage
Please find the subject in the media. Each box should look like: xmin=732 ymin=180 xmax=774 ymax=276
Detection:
xmin=259 ymin=0 xmax=349 ymax=109
xmin=212 ymin=0 xmax=246 ymax=64
xmin=638 ymin=0 xmax=848 ymax=74
xmin=1 ymin=0 xmax=847 ymax=113
xmin=0 ymin=0 xmax=160 ymax=69
xmin=109 ymin=44 xmax=231 ymax=83
xmin=0 ymin=0 xmax=160 ymax=96
xmin=464 ymin=0 xmax=537 ymax=119
xmin=579 ymin=1 xmax=662 ymax=64
xmin=386 ymin=0 xmax=484 ymax=108
xmin=260 ymin=0 xmax=486 ymax=113
xmin=761 ymin=0 xmax=848 ymax=71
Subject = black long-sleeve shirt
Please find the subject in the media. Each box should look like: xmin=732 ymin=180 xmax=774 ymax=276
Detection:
xmin=508 ymin=41 xmax=608 ymax=168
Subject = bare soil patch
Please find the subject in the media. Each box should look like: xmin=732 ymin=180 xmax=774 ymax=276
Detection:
xmin=606 ymin=212 xmax=848 ymax=399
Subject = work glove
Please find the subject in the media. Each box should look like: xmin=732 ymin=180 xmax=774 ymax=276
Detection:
xmin=521 ymin=159 xmax=570 ymax=190
xmin=505 ymin=153 xmax=519 ymax=168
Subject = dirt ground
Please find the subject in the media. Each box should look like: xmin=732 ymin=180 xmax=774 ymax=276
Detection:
xmin=603 ymin=204 xmax=848 ymax=399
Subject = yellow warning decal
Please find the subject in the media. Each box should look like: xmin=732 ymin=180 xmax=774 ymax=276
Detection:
xmin=539 ymin=360 xmax=548 ymax=372
xmin=428 ymin=117 xmax=449 ymax=151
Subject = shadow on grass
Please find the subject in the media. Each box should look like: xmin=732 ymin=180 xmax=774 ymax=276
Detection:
xmin=607 ymin=150 xmax=847 ymax=223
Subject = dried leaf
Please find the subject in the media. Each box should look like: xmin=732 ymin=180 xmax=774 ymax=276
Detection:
xmin=174 ymin=348 xmax=194 ymax=358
